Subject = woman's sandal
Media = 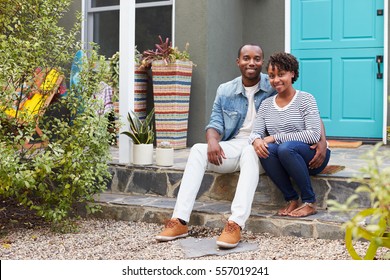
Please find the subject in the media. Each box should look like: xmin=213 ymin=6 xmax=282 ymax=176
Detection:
xmin=277 ymin=200 xmax=300 ymax=216
xmin=288 ymin=202 xmax=317 ymax=217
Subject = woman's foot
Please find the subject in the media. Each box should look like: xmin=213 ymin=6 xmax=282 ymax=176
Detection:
xmin=288 ymin=202 xmax=317 ymax=217
xmin=277 ymin=200 xmax=300 ymax=216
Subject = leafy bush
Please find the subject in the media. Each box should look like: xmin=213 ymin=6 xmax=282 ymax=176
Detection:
xmin=328 ymin=143 xmax=390 ymax=259
xmin=0 ymin=0 xmax=112 ymax=228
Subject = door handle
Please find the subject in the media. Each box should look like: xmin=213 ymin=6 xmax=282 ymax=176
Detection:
xmin=377 ymin=55 xmax=383 ymax=79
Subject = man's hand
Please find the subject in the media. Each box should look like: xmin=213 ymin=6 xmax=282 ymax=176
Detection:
xmin=309 ymin=141 xmax=327 ymax=169
xmin=207 ymin=138 xmax=225 ymax=165
xmin=206 ymin=128 xmax=225 ymax=165
xmin=309 ymin=120 xmax=328 ymax=169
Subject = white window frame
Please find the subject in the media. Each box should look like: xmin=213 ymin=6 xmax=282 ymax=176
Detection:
xmin=81 ymin=0 xmax=174 ymax=163
xmin=82 ymin=0 xmax=174 ymax=49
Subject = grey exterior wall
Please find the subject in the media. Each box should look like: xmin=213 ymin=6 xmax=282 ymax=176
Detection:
xmin=176 ymin=0 xmax=285 ymax=146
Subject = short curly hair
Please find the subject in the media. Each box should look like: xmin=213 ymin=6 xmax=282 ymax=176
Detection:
xmin=266 ymin=52 xmax=299 ymax=84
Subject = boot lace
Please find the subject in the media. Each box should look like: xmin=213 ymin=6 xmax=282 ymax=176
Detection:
xmin=224 ymin=222 xmax=240 ymax=233
xmin=165 ymin=219 xmax=179 ymax=228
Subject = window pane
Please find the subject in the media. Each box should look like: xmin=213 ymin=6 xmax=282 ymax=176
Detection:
xmin=93 ymin=10 xmax=119 ymax=58
xmin=136 ymin=0 xmax=171 ymax=3
xmin=135 ymin=6 xmax=172 ymax=53
xmin=92 ymin=0 xmax=119 ymax=8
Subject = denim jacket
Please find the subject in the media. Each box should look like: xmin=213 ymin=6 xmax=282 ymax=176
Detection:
xmin=205 ymin=73 xmax=276 ymax=141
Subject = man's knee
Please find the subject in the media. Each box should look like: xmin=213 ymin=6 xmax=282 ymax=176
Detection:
xmin=189 ymin=143 xmax=208 ymax=158
xmin=191 ymin=143 xmax=207 ymax=153
xmin=241 ymin=145 xmax=257 ymax=157
xmin=241 ymin=145 xmax=265 ymax=173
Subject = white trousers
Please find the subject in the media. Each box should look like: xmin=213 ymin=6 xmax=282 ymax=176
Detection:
xmin=172 ymin=138 xmax=263 ymax=229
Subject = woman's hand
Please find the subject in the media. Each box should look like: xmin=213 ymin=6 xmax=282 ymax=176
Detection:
xmin=264 ymin=135 xmax=275 ymax=144
xmin=252 ymin=138 xmax=269 ymax=158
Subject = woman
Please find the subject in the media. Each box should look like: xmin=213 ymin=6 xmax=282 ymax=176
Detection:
xmin=249 ymin=52 xmax=331 ymax=217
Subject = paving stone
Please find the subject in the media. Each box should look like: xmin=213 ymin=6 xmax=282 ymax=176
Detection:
xmin=282 ymin=223 xmax=314 ymax=238
xmin=197 ymin=173 xmax=215 ymax=199
xmin=144 ymin=197 xmax=176 ymax=209
xmin=117 ymin=195 xmax=157 ymax=206
xmin=245 ymin=218 xmax=281 ymax=236
xmin=178 ymin=237 xmax=258 ymax=259
xmin=316 ymin=223 xmax=344 ymax=240
xmin=194 ymin=201 xmax=231 ymax=214
xmin=131 ymin=170 xmax=168 ymax=195
xmin=327 ymin=179 xmax=371 ymax=208
xmin=208 ymin=173 xmax=239 ymax=201
xmin=112 ymin=167 xmax=132 ymax=193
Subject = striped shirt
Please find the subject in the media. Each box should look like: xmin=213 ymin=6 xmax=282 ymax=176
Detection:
xmin=249 ymin=90 xmax=321 ymax=145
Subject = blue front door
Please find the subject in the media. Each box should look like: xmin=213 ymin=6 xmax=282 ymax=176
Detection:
xmin=291 ymin=0 xmax=384 ymax=139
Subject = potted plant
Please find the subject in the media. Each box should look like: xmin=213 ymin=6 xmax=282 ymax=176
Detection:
xmin=141 ymin=36 xmax=195 ymax=149
xmin=121 ymin=108 xmax=155 ymax=165
xmin=156 ymin=141 xmax=174 ymax=166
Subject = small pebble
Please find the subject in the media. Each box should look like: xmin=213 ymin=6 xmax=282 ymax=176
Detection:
xmin=0 ymin=218 xmax=388 ymax=260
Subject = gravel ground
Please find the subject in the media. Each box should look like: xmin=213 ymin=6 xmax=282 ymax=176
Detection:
xmin=1 ymin=218 xmax=389 ymax=260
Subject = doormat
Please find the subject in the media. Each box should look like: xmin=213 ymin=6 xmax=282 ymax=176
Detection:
xmin=320 ymin=165 xmax=345 ymax=175
xmin=177 ymin=237 xmax=258 ymax=259
xmin=328 ymin=140 xmax=362 ymax=148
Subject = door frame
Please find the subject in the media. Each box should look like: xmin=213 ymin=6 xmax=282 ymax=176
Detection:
xmin=285 ymin=0 xmax=389 ymax=143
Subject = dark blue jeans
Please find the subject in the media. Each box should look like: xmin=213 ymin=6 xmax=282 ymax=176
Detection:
xmin=260 ymin=141 xmax=331 ymax=203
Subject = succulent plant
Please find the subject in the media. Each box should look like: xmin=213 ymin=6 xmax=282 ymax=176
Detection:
xmin=121 ymin=108 xmax=155 ymax=144
xmin=141 ymin=35 xmax=191 ymax=69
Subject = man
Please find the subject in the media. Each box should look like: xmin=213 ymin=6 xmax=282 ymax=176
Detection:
xmin=156 ymin=44 xmax=327 ymax=248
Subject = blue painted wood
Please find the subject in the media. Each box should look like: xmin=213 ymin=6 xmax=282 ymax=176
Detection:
xmin=291 ymin=0 xmax=384 ymax=138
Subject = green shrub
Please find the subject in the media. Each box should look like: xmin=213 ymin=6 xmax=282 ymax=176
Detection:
xmin=0 ymin=0 xmax=112 ymax=227
xmin=328 ymin=143 xmax=390 ymax=260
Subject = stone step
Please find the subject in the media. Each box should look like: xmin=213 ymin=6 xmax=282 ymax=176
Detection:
xmin=92 ymin=192 xmax=355 ymax=240
xmin=95 ymin=144 xmax=389 ymax=240
xmin=107 ymin=164 xmax=370 ymax=210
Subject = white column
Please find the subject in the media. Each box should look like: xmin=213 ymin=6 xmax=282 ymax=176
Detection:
xmin=119 ymin=0 xmax=136 ymax=163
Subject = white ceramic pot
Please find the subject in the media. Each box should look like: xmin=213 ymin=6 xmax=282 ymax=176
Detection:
xmin=156 ymin=147 xmax=174 ymax=166
xmin=132 ymin=143 xmax=153 ymax=165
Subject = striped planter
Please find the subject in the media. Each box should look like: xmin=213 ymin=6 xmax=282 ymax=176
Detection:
xmin=151 ymin=60 xmax=193 ymax=149
xmin=112 ymin=66 xmax=148 ymax=145
xmin=134 ymin=65 xmax=148 ymax=120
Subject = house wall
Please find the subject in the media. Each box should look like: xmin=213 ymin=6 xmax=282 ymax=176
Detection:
xmin=176 ymin=0 xmax=285 ymax=145
xmin=175 ymin=0 xmax=244 ymax=145
xmin=244 ymin=0 xmax=285 ymax=64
